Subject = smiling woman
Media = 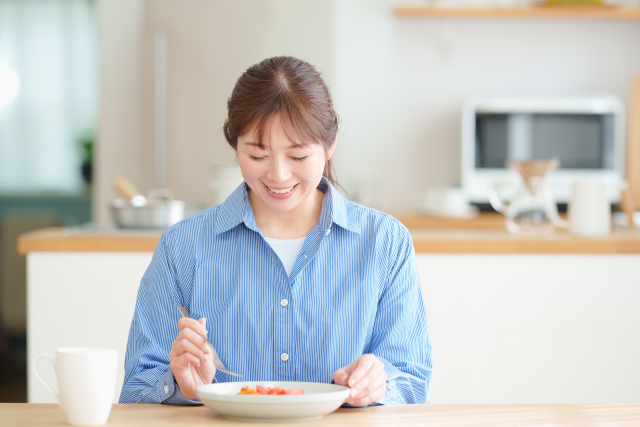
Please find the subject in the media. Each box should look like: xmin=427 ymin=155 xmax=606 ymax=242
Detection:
xmin=120 ymin=56 xmax=432 ymax=409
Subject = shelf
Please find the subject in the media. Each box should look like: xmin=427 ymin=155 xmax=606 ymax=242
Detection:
xmin=394 ymin=5 xmax=640 ymax=20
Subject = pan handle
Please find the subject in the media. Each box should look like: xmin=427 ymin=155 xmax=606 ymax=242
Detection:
xmin=114 ymin=177 xmax=142 ymax=200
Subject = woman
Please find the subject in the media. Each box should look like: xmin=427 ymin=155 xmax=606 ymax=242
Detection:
xmin=120 ymin=56 xmax=432 ymax=406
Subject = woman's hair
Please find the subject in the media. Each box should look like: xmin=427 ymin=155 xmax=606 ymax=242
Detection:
xmin=223 ymin=56 xmax=339 ymax=186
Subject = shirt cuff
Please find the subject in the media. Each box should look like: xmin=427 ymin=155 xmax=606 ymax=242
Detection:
xmin=158 ymin=369 xmax=203 ymax=406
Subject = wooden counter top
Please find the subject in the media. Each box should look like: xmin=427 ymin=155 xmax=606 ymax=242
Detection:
xmin=17 ymin=213 xmax=640 ymax=254
xmin=3 ymin=403 xmax=640 ymax=426
xmin=17 ymin=227 xmax=162 ymax=254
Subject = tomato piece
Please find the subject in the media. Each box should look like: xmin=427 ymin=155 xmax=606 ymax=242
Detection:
xmin=238 ymin=387 xmax=259 ymax=394
xmin=285 ymin=389 xmax=305 ymax=395
xmin=256 ymin=385 xmax=269 ymax=395
xmin=269 ymin=387 xmax=286 ymax=395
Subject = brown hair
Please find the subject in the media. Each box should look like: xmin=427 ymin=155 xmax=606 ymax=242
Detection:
xmin=223 ymin=56 xmax=339 ymax=187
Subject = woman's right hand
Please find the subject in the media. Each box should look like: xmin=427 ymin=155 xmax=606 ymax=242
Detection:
xmin=169 ymin=317 xmax=216 ymax=400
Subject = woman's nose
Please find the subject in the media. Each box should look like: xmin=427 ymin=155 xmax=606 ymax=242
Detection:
xmin=267 ymin=158 xmax=291 ymax=183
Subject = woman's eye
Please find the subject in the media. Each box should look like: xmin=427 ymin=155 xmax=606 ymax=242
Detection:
xmin=292 ymin=157 xmax=307 ymax=162
xmin=249 ymin=155 xmax=266 ymax=161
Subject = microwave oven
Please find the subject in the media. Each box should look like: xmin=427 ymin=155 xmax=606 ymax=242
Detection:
xmin=461 ymin=94 xmax=626 ymax=204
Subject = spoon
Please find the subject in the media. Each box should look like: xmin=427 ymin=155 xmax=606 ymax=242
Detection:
xmin=177 ymin=305 xmax=242 ymax=377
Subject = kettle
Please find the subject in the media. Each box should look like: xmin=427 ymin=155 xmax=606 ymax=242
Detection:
xmin=489 ymin=159 xmax=567 ymax=234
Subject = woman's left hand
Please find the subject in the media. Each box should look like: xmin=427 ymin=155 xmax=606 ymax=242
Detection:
xmin=332 ymin=354 xmax=387 ymax=406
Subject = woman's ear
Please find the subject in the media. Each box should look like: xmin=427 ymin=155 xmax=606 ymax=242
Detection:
xmin=326 ymin=125 xmax=339 ymax=160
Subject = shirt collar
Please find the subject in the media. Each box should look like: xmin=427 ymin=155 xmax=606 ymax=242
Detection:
xmin=212 ymin=177 xmax=361 ymax=236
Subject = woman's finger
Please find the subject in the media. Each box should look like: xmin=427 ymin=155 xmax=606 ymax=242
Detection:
xmin=351 ymin=362 xmax=385 ymax=398
xmin=178 ymin=317 xmax=208 ymax=336
xmin=170 ymin=351 xmax=202 ymax=371
xmin=171 ymin=337 xmax=207 ymax=362
xmin=347 ymin=384 xmax=387 ymax=406
xmin=352 ymin=370 xmax=387 ymax=400
xmin=332 ymin=360 xmax=356 ymax=386
xmin=176 ymin=325 xmax=211 ymax=355
xmin=346 ymin=354 xmax=376 ymax=388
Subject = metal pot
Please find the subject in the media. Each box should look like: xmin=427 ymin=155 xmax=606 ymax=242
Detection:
xmin=111 ymin=179 xmax=205 ymax=230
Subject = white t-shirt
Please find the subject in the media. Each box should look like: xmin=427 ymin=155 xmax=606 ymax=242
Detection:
xmin=263 ymin=235 xmax=307 ymax=276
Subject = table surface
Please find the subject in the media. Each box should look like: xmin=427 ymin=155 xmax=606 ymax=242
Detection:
xmin=3 ymin=403 xmax=640 ymax=427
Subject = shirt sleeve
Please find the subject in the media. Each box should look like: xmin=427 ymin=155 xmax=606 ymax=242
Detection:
xmin=369 ymin=226 xmax=433 ymax=405
xmin=119 ymin=235 xmax=203 ymax=405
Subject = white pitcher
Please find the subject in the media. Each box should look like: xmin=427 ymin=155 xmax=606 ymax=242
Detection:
xmin=490 ymin=159 xmax=567 ymax=235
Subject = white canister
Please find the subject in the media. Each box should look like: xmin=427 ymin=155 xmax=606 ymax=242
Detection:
xmin=209 ymin=165 xmax=245 ymax=206
xmin=568 ymin=179 xmax=611 ymax=236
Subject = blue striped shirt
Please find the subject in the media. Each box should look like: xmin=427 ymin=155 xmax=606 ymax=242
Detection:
xmin=120 ymin=178 xmax=432 ymax=405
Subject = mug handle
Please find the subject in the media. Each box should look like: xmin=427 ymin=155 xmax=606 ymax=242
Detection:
xmin=33 ymin=354 xmax=60 ymax=405
xmin=489 ymin=178 xmax=513 ymax=214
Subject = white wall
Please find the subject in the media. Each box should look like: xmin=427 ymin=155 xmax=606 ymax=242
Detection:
xmin=331 ymin=0 xmax=640 ymax=211
xmin=95 ymin=0 xmax=146 ymax=226
xmin=96 ymin=1 xmax=640 ymax=223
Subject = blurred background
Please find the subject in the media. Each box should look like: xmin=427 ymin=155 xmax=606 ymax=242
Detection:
xmin=1 ymin=0 xmax=640 ymax=402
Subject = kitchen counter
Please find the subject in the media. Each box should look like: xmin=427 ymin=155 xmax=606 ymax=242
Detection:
xmin=17 ymin=213 xmax=640 ymax=254
xmin=3 ymin=403 xmax=640 ymax=426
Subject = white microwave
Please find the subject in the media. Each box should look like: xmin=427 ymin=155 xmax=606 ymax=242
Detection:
xmin=461 ymin=94 xmax=626 ymax=204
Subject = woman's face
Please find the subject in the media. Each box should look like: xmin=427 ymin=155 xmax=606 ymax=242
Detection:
xmin=236 ymin=119 xmax=335 ymax=214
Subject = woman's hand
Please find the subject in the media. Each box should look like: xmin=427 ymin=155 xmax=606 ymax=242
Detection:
xmin=333 ymin=354 xmax=387 ymax=406
xmin=169 ymin=317 xmax=215 ymax=400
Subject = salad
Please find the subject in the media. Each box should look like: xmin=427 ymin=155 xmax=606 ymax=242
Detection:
xmin=238 ymin=385 xmax=305 ymax=395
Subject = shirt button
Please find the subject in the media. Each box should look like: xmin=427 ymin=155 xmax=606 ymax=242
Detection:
xmin=281 ymin=353 xmax=289 ymax=361
xmin=164 ymin=385 xmax=169 ymax=394
xmin=280 ymin=299 xmax=288 ymax=307
xmin=325 ymin=228 xmax=331 ymax=235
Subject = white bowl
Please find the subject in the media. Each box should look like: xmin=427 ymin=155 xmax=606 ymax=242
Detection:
xmin=196 ymin=381 xmax=350 ymax=422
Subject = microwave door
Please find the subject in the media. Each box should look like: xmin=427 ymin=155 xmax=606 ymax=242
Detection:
xmin=475 ymin=113 xmax=615 ymax=170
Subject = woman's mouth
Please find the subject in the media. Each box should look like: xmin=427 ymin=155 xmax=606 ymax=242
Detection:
xmin=265 ymin=183 xmax=298 ymax=199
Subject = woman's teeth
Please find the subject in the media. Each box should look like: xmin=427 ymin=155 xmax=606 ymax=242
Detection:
xmin=268 ymin=185 xmax=295 ymax=194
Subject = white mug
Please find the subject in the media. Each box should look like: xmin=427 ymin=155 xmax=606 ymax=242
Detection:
xmin=568 ymin=179 xmax=611 ymax=236
xmin=33 ymin=347 xmax=117 ymax=426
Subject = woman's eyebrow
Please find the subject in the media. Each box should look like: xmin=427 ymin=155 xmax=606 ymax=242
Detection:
xmin=287 ymin=143 xmax=307 ymax=149
xmin=244 ymin=141 xmax=267 ymax=150
xmin=244 ymin=141 xmax=308 ymax=150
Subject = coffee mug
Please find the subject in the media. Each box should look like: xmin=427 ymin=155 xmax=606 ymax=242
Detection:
xmin=33 ymin=347 xmax=117 ymax=426
xmin=568 ymin=179 xmax=611 ymax=236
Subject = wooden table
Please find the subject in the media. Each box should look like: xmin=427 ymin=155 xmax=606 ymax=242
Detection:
xmin=3 ymin=403 xmax=640 ymax=426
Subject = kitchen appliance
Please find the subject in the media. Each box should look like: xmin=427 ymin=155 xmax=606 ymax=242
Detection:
xmin=462 ymin=94 xmax=626 ymax=206
xmin=489 ymin=159 xmax=566 ymax=234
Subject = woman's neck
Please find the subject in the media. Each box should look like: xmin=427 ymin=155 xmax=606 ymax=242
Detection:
xmin=249 ymin=189 xmax=324 ymax=239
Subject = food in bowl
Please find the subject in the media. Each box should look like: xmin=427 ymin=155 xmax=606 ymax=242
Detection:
xmin=238 ymin=385 xmax=305 ymax=395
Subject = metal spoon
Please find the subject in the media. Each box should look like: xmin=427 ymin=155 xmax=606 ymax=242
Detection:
xmin=177 ymin=305 xmax=242 ymax=377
